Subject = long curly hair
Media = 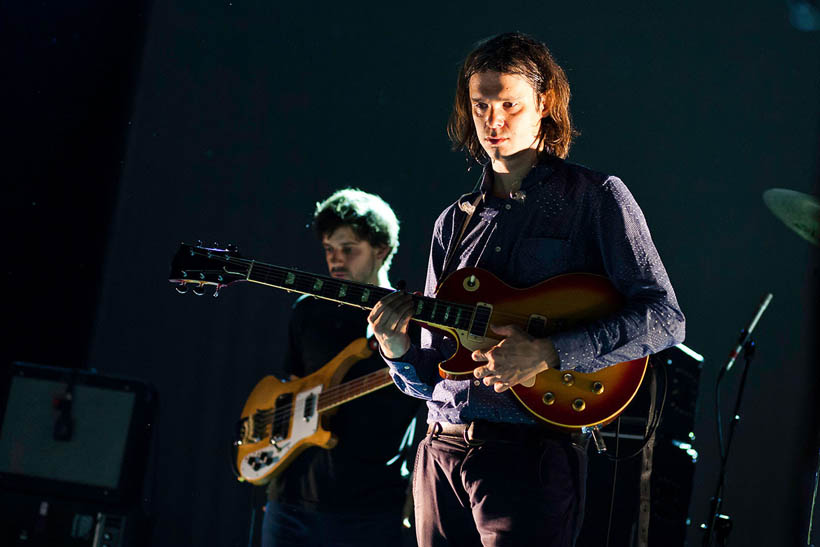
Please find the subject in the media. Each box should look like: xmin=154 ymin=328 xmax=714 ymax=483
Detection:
xmin=447 ymin=32 xmax=578 ymax=161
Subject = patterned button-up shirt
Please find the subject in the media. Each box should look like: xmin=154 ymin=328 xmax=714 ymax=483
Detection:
xmin=383 ymin=155 xmax=685 ymax=425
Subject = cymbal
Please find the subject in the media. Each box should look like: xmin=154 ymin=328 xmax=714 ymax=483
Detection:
xmin=762 ymin=188 xmax=819 ymax=246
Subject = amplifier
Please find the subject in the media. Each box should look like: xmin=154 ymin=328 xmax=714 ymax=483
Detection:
xmin=0 ymin=362 xmax=156 ymax=546
xmin=577 ymin=344 xmax=704 ymax=547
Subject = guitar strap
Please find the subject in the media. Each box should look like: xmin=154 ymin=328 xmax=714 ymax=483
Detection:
xmin=637 ymin=363 xmax=659 ymax=547
xmin=439 ymin=194 xmax=483 ymax=285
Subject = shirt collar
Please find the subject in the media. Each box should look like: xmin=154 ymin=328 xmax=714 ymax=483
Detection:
xmin=478 ymin=155 xmax=555 ymax=198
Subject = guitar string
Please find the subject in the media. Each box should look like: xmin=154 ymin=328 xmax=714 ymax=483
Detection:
xmin=251 ymin=369 xmax=395 ymax=430
xmin=185 ymin=249 xmax=548 ymax=324
xmin=188 ymin=250 xmax=480 ymax=320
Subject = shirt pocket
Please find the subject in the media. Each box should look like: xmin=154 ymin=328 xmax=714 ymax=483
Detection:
xmin=514 ymin=237 xmax=568 ymax=285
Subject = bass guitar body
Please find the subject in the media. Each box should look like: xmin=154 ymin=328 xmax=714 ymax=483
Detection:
xmin=433 ymin=268 xmax=648 ymax=430
xmin=233 ymin=337 xmax=378 ymax=485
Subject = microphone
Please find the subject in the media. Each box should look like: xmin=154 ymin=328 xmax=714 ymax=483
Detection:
xmin=723 ymin=293 xmax=773 ymax=374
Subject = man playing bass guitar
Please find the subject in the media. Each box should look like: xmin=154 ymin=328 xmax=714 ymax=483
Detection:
xmin=369 ymin=33 xmax=686 ymax=547
xmin=262 ymin=188 xmax=421 ymax=547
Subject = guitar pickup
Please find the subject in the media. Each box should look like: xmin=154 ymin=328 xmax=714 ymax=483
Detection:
xmin=526 ymin=315 xmax=548 ymax=338
xmin=468 ymin=303 xmax=493 ymax=339
xmin=303 ymin=393 xmax=316 ymax=421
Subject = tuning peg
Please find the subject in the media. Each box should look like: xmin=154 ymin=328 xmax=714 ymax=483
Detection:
xmin=175 ymin=283 xmax=189 ymax=294
xmin=192 ymin=284 xmax=207 ymax=296
xmin=213 ymin=286 xmax=221 ymax=298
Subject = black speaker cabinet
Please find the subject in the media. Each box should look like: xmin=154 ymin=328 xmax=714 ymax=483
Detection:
xmin=0 ymin=362 xmax=156 ymax=546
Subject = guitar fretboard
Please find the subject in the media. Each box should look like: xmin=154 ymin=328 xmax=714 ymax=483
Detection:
xmin=239 ymin=259 xmax=480 ymax=332
xmin=317 ymin=367 xmax=394 ymax=412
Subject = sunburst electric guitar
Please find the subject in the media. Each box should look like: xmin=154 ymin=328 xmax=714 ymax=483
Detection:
xmin=170 ymin=243 xmax=648 ymax=436
xmin=232 ymin=337 xmax=395 ymax=485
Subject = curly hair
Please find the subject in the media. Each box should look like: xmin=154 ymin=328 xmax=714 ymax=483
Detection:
xmin=313 ymin=188 xmax=400 ymax=272
xmin=447 ymin=32 xmax=578 ymax=161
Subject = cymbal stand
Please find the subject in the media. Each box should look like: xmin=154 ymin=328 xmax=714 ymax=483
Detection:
xmin=701 ymin=340 xmax=757 ymax=547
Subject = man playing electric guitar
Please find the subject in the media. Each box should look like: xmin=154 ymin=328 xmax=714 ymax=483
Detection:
xmin=369 ymin=33 xmax=686 ymax=547
xmin=262 ymin=188 xmax=421 ymax=547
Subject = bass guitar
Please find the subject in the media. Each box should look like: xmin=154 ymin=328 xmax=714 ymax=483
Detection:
xmin=169 ymin=243 xmax=647 ymax=431
xmin=233 ymin=337 xmax=394 ymax=485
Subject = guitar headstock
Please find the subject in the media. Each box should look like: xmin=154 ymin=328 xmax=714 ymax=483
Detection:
xmin=169 ymin=242 xmax=248 ymax=297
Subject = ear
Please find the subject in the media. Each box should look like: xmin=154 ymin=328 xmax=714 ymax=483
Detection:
xmin=539 ymin=89 xmax=554 ymax=118
xmin=375 ymin=245 xmax=390 ymax=262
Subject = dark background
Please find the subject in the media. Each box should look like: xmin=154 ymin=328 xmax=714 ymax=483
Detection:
xmin=3 ymin=1 xmax=819 ymax=546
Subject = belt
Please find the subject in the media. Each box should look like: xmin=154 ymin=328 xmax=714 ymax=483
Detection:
xmin=427 ymin=420 xmax=576 ymax=447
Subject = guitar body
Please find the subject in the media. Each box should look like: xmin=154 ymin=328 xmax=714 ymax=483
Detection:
xmin=432 ymin=268 xmax=648 ymax=430
xmin=234 ymin=338 xmax=373 ymax=485
xmin=170 ymin=244 xmax=650 ymax=432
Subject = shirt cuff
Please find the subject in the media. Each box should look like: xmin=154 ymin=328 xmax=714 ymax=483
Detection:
xmin=379 ymin=343 xmax=418 ymax=366
xmin=550 ymin=330 xmax=597 ymax=372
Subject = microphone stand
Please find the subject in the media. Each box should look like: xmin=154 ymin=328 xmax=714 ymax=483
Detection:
xmin=702 ymin=339 xmax=757 ymax=547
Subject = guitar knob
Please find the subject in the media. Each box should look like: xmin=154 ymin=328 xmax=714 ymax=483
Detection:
xmin=561 ymin=373 xmax=575 ymax=386
xmin=572 ymin=398 xmax=586 ymax=412
xmin=591 ymin=381 xmax=604 ymax=395
xmin=192 ymin=284 xmax=207 ymax=296
xmin=175 ymin=283 xmax=189 ymax=294
xmin=542 ymin=392 xmax=555 ymax=405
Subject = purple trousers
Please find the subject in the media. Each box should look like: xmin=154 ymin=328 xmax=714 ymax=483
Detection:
xmin=413 ymin=425 xmax=587 ymax=547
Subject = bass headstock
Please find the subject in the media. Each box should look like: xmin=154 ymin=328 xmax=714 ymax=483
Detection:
xmin=169 ymin=242 xmax=248 ymax=297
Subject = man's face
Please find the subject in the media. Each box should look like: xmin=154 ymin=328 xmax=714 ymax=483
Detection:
xmin=322 ymin=225 xmax=386 ymax=285
xmin=468 ymin=71 xmax=547 ymax=161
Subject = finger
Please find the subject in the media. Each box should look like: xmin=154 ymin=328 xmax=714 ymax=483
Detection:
xmin=483 ymin=375 xmax=506 ymax=388
xmin=472 ymin=350 xmax=489 ymax=362
xmin=473 ymin=364 xmax=492 ymax=378
xmin=391 ymin=304 xmax=415 ymax=331
xmin=371 ymin=296 xmax=412 ymax=331
xmin=490 ymin=324 xmax=517 ymax=337
xmin=493 ymin=381 xmax=511 ymax=393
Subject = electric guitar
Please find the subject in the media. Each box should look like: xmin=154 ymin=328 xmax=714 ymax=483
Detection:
xmin=232 ymin=337 xmax=394 ymax=485
xmin=169 ymin=243 xmax=648 ymax=431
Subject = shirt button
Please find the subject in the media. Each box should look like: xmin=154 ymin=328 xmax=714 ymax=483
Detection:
xmin=494 ymin=246 xmax=501 ymax=252
xmin=473 ymin=380 xmax=480 ymax=386
xmin=404 ymin=365 xmax=411 ymax=370
xmin=505 ymin=203 xmax=511 ymax=210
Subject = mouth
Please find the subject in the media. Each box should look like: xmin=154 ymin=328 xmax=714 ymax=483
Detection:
xmin=486 ymin=137 xmax=508 ymax=146
xmin=330 ymin=270 xmax=349 ymax=279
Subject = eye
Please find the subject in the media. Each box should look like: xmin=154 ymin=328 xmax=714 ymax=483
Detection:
xmin=473 ymin=102 xmax=488 ymax=112
xmin=503 ymin=102 xmax=518 ymax=109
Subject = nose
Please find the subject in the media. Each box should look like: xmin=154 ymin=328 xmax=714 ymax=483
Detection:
xmin=487 ymin=106 xmax=504 ymax=129
xmin=327 ymin=249 xmax=343 ymax=266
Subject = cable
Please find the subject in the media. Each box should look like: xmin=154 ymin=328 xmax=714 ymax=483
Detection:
xmin=605 ymin=417 xmax=621 ymax=547
xmin=605 ymin=362 xmax=668 ymax=462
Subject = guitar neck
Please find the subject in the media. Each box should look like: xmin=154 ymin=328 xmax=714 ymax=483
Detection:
xmin=317 ymin=367 xmax=394 ymax=412
xmin=225 ymin=257 xmax=479 ymax=333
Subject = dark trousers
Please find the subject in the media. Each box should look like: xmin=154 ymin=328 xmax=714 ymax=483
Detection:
xmin=261 ymin=500 xmax=412 ymax=547
xmin=413 ymin=426 xmax=587 ymax=547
